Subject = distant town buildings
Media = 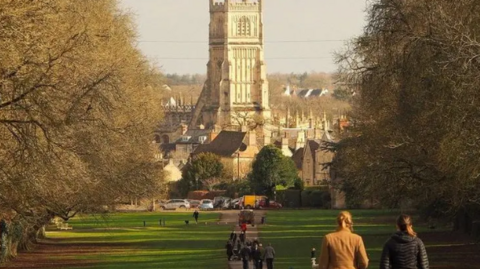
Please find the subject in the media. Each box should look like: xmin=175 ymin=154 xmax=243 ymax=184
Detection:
xmin=283 ymin=85 xmax=329 ymax=98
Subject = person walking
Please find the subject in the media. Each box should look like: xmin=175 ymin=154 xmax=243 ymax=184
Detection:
xmin=241 ymin=243 xmax=252 ymax=269
xmin=380 ymin=214 xmax=429 ymax=269
xmin=257 ymin=244 xmax=265 ymax=269
xmin=226 ymin=240 xmax=234 ymax=261
xmin=318 ymin=211 xmax=369 ymax=269
xmin=239 ymin=230 xmax=246 ymax=244
xmin=230 ymin=230 xmax=238 ymax=243
xmin=241 ymin=222 xmax=248 ymax=233
xmin=252 ymin=244 xmax=262 ymax=269
xmin=263 ymin=243 xmax=275 ymax=269
xmin=193 ymin=210 xmax=199 ymax=224
xmin=252 ymin=237 xmax=260 ymax=249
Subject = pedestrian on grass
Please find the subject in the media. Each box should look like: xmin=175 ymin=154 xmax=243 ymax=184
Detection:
xmin=263 ymin=243 xmax=275 ymax=269
xmin=241 ymin=243 xmax=252 ymax=269
xmin=257 ymin=243 xmax=265 ymax=269
xmin=240 ymin=230 xmax=246 ymax=244
xmin=226 ymin=240 xmax=234 ymax=261
xmin=230 ymin=230 xmax=235 ymax=241
xmin=252 ymin=237 xmax=260 ymax=249
xmin=241 ymin=222 xmax=248 ymax=233
xmin=380 ymin=214 xmax=429 ymax=269
xmin=193 ymin=210 xmax=199 ymax=224
xmin=252 ymin=244 xmax=261 ymax=269
xmin=318 ymin=211 xmax=369 ymax=269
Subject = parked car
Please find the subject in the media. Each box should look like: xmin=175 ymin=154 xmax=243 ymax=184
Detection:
xmin=188 ymin=200 xmax=200 ymax=208
xmin=158 ymin=199 xmax=168 ymax=207
xmin=221 ymin=198 xmax=232 ymax=209
xmin=259 ymin=199 xmax=282 ymax=208
xmin=213 ymin=196 xmax=230 ymax=209
xmin=213 ymin=196 xmax=227 ymax=208
xmin=231 ymin=198 xmax=240 ymax=209
xmin=198 ymin=199 xmax=214 ymax=210
xmin=161 ymin=199 xmax=191 ymax=210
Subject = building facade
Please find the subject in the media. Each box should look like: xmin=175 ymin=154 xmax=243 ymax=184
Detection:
xmin=190 ymin=0 xmax=271 ymax=130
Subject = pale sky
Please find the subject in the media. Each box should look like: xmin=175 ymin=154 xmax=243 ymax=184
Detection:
xmin=120 ymin=0 xmax=369 ymax=75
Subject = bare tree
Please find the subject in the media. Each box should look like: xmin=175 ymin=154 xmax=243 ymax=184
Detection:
xmin=333 ymin=0 xmax=480 ymax=215
xmin=0 ymin=0 xmax=166 ymax=259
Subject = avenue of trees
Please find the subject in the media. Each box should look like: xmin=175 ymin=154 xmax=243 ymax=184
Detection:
xmin=0 ymin=0 xmax=165 ymax=260
xmin=333 ymin=0 xmax=480 ymax=217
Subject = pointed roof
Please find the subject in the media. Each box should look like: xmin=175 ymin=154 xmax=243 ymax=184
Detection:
xmin=291 ymin=147 xmax=304 ymax=170
xmin=192 ymin=131 xmax=247 ymax=157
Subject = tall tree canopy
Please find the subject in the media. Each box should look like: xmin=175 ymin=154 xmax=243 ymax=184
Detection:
xmin=334 ymin=0 xmax=480 ymax=215
xmin=249 ymin=145 xmax=299 ymax=198
xmin=180 ymin=153 xmax=225 ymax=193
xmin=0 ymin=0 xmax=165 ymax=257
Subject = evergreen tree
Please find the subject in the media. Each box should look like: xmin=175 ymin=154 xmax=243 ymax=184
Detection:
xmin=249 ymin=145 xmax=299 ymax=198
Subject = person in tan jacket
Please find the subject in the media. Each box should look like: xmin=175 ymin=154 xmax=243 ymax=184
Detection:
xmin=318 ymin=211 xmax=369 ymax=269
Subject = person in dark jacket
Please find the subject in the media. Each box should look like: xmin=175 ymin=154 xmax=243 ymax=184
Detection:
xmin=241 ymin=244 xmax=252 ymax=269
xmin=193 ymin=210 xmax=199 ymax=224
xmin=380 ymin=214 xmax=429 ymax=269
xmin=239 ymin=230 xmax=246 ymax=243
xmin=226 ymin=240 xmax=234 ymax=261
xmin=230 ymin=230 xmax=237 ymax=243
xmin=252 ymin=237 xmax=260 ymax=249
xmin=253 ymin=243 xmax=265 ymax=269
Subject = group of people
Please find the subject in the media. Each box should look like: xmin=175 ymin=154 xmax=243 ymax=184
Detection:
xmin=226 ymin=226 xmax=275 ymax=269
xmin=316 ymin=211 xmax=429 ymax=269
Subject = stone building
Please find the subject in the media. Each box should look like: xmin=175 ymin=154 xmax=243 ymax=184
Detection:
xmin=155 ymin=95 xmax=194 ymax=144
xmin=190 ymin=0 xmax=271 ymax=130
xmin=192 ymin=130 xmax=259 ymax=180
xmin=294 ymin=131 xmax=334 ymax=187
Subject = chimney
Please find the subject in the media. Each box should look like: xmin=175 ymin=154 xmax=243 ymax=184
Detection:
xmin=209 ymin=129 xmax=219 ymax=142
xmin=263 ymin=129 xmax=272 ymax=146
xmin=263 ymin=135 xmax=271 ymax=146
xmin=181 ymin=123 xmax=188 ymax=135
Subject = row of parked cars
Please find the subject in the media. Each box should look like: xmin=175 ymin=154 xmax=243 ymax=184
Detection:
xmin=158 ymin=197 xmax=238 ymax=211
xmin=159 ymin=196 xmax=282 ymax=211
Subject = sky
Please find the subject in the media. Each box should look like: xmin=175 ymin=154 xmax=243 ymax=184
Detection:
xmin=119 ymin=0 xmax=369 ymax=75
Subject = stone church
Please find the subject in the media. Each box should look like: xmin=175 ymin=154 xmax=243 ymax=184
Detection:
xmin=190 ymin=0 xmax=271 ymax=130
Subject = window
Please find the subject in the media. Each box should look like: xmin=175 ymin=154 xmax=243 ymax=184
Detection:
xmin=237 ymin=16 xmax=251 ymax=36
xmin=181 ymin=136 xmax=191 ymax=142
xmin=198 ymin=136 xmax=207 ymax=144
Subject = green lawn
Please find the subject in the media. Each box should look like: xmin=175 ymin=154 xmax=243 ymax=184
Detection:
xmin=259 ymin=209 xmax=436 ymax=269
xmin=45 ymin=212 xmax=231 ymax=269
xmin=37 ymin=210 xmax=477 ymax=269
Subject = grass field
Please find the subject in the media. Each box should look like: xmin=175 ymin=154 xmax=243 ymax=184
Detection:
xmin=7 ymin=209 xmax=479 ymax=269
xmin=43 ymin=212 xmax=231 ymax=269
xmin=260 ymin=210 xmax=442 ymax=269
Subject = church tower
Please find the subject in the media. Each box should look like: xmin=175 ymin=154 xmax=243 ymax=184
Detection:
xmin=190 ymin=0 xmax=271 ymax=129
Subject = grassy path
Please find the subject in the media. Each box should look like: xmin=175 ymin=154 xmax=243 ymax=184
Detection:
xmin=221 ymin=210 xmax=266 ymax=269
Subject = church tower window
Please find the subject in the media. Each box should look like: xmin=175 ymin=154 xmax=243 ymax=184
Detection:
xmin=237 ymin=16 xmax=251 ymax=36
